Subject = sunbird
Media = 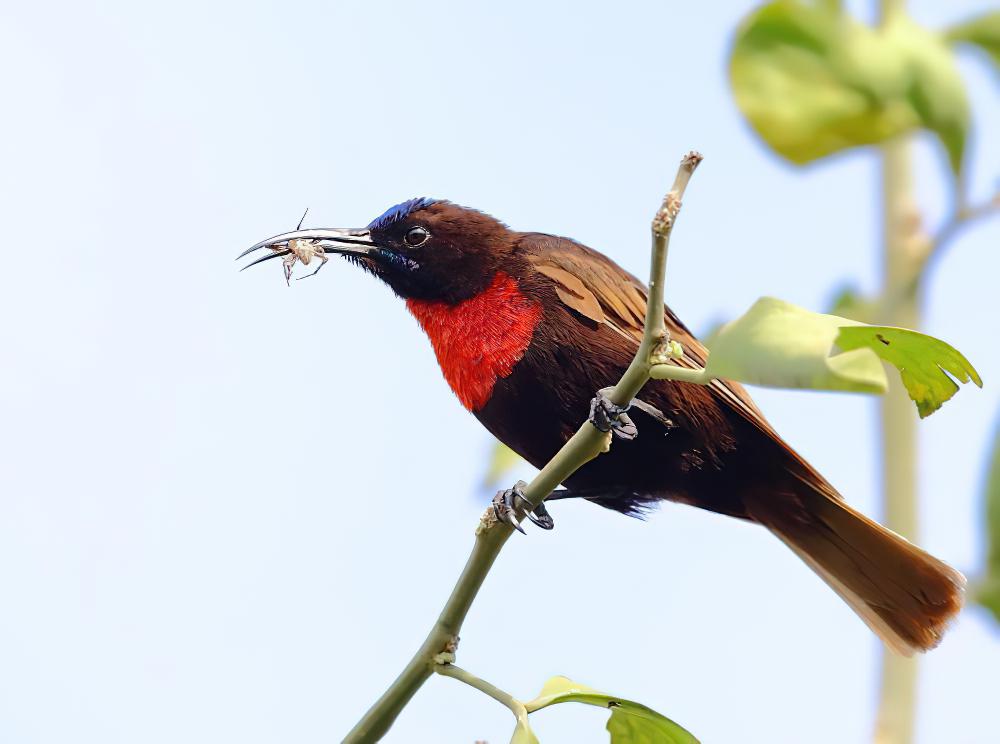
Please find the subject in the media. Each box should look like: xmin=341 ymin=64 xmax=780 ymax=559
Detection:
xmin=241 ymin=197 xmax=964 ymax=655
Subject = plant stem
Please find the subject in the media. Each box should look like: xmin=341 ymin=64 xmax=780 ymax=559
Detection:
xmin=342 ymin=152 xmax=702 ymax=743
xmin=648 ymin=364 xmax=710 ymax=384
xmin=870 ymin=8 xmax=922 ymax=744
xmin=873 ymin=134 xmax=921 ymax=744
xmin=343 ymin=528 xmax=509 ymax=742
xmin=922 ymin=193 xmax=1000 ymax=274
xmin=434 ymin=664 xmax=529 ymax=721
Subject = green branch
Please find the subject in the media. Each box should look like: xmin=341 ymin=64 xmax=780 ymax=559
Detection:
xmin=341 ymin=151 xmax=703 ymax=743
xmin=648 ymin=364 xmax=710 ymax=384
xmin=874 ymin=132 xmax=921 ymax=744
xmin=921 ymin=189 xmax=1000 ymax=275
xmin=435 ymin=663 xmax=530 ymax=728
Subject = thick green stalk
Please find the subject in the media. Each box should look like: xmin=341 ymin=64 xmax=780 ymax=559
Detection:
xmin=342 ymin=153 xmax=702 ymax=743
xmin=871 ymin=8 xmax=921 ymax=744
xmin=873 ymin=135 xmax=921 ymax=744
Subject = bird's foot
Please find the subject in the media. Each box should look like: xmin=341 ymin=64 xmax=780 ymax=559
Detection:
xmin=492 ymin=480 xmax=555 ymax=533
xmin=589 ymin=388 xmax=638 ymax=441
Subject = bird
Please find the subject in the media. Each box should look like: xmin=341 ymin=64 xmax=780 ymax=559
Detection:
xmin=240 ymin=197 xmax=964 ymax=656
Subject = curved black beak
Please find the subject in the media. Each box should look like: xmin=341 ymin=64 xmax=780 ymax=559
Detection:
xmin=237 ymin=227 xmax=376 ymax=271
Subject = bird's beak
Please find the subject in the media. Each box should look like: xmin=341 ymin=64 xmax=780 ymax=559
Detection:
xmin=237 ymin=227 xmax=376 ymax=271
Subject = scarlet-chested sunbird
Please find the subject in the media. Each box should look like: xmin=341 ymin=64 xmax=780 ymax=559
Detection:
xmin=240 ymin=198 xmax=964 ymax=655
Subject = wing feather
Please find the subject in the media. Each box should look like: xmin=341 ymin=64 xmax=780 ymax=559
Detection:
xmin=522 ymin=233 xmax=833 ymax=488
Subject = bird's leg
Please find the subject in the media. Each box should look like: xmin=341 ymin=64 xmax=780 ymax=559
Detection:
xmin=492 ymin=480 xmax=555 ymax=533
xmin=589 ymin=388 xmax=638 ymax=441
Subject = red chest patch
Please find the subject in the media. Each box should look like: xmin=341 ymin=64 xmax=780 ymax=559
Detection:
xmin=406 ymin=273 xmax=542 ymax=411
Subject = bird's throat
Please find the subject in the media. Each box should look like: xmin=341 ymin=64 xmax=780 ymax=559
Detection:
xmin=406 ymin=273 xmax=542 ymax=411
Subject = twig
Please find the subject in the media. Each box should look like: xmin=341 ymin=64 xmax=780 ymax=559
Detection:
xmin=342 ymin=151 xmax=703 ymax=743
xmin=648 ymin=365 xmax=710 ymax=384
xmin=434 ymin=663 xmax=530 ymax=726
xmin=923 ymin=190 xmax=1000 ymax=272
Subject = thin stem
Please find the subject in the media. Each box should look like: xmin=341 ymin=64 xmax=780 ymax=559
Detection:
xmin=342 ymin=152 xmax=702 ymax=742
xmin=435 ymin=664 xmax=527 ymax=719
xmin=874 ymin=135 xmax=920 ymax=744
xmin=922 ymin=193 xmax=1000 ymax=274
xmin=343 ymin=527 xmax=509 ymax=743
xmin=602 ymin=151 xmax=704 ymax=417
xmin=648 ymin=364 xmax=710 ymax=384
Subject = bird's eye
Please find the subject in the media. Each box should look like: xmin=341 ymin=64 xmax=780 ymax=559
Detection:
xmin=404 ymin=226 xmax=430 ymax=247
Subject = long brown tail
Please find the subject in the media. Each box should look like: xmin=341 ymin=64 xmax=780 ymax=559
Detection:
xmin=744 ymin=480 xmax=965 ymax=656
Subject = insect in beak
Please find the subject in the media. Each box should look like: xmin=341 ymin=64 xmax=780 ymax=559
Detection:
xmin=238 ymin=220 xmax=377 ymax=285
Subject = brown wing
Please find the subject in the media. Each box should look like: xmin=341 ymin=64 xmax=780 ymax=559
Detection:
xmin=522 ymin=233 xmax=832 ymax=485
xmin=521 ymin=234 xmax=964 ymax=655
xmin=531 ymin=252 xmax=647 ymax=344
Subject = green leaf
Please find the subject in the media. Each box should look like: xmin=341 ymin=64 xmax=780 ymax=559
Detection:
xmin=976 ymin=418 xmax=1000 ymax=624
xmin=699 ymin=319 xmax=726 ymax=349
xmin=482 ymin=441 xmax=524 ymax=490
xmin=702 ymin=298 xmax=982 ymax=417
xmin=946 ymin=11 xmax=1000 ymax=70
xmin=884 ymin=18 xmax=970 ymax=174
xmin=525 ymin=676 xmax=699 ymax=744
xmin=729 ymin=1 xmax=969 ymax=173
xmin=836 ymin=326 xmax=983 ymax=418
xmin=510 ymin=710 xmax=539 ymax=744
xmin=704 ymin=297 xmax=888 ymax=393
xmin=730 ymin=1 xmax=910 ymax=164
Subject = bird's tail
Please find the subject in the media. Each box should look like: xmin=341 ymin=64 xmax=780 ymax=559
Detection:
xmin=744 ymin=478 xmax=965 ymax=655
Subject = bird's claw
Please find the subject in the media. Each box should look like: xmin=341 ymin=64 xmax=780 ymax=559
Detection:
xmin=492 ymin=480 xmax=555 ymax=533
xmin=589 ymin=388 xmax=638 ymax=441
xmin=525 ymin=500 xmax=554 ymax=530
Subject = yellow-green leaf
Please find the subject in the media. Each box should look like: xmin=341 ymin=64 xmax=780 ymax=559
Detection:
xmin=976 ymin=417 xmax=1000 ymax=624
xmin=525 ymin=676 xmax=698 ymax=744
xmin=510 ymin=710 xmax=539 ymax=744
xmin=730 ymin=1 xmax=969 ymax=173
xmin=884 ymin=18 xmax=970 ymax=174
xmin=702 ymin=298 xmax=981 ymax=416
xmin=946 ymin=11 xmax=1000 ymax=70
xmin=704 ymin=297 xmax=888 ymax=393
xmin=836 ymin=326 xmax=982 ymax=418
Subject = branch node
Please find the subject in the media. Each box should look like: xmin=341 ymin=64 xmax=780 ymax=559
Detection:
xmin=650 ymin=154 xmax=701 ymax=237
xmin=652 ymin=192 xmax=682 ymax=237
xmin=649 ymin=334 xmax=684 ymax=366
xmin=432 ymin=649 xmax=456 ymax=666
xmin=476 ymin=507 xmax=499 ymax=535
xmin=681 ymin=150 xmax=704 ymax=171
xmin=598 ymin=430 xmax=613 ymax=453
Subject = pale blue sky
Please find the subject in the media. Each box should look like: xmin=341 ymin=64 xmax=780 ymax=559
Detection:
xmin=1 ymin=1 xmax=998 ymax=742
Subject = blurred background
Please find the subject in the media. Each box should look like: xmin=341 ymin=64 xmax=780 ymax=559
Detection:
xmin=1 ymin=0 xmax=997 ymax=742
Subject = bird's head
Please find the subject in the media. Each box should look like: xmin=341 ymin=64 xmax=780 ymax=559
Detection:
xmin=240 ymin=199 xmax=514 ymax=303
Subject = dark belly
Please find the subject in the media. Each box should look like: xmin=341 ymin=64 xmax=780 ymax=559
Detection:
xmin=473 ymin=323 xmax=753 ymax=519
